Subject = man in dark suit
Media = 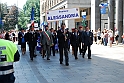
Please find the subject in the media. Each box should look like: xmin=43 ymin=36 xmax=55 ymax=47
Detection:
xmin=50 ymin=28 xmax=57 ymax=56
xmin=70 ymin=28 xmax=80 ymax=60
xmin=26 ymin=25 xmax=38 ymax=61
xmin=40 ymin=25 xmax=53 ymax=60
xmin=78 ymin=26 xmax=83 ymax=55
xmin=65 ymin=28 xmax=71 ymax=52
xmin=57 ymin=23 xmax=69 ymax=66
xmin=82 ymin=27 xmax=93 ymax=59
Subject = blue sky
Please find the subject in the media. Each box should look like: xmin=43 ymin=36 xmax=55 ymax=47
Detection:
xmin=1 ymin=0 xmax=27 ymax=9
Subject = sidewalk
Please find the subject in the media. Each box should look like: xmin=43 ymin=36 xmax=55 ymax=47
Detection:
xmin=14 ymin=44 xmax=124 ymax=83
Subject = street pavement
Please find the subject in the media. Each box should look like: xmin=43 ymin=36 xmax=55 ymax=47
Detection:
xmin=14 ymin=43 xmax=124 ymax=83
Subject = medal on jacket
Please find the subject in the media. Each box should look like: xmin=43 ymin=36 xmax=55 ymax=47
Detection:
xmin=34 ymin=34 xmax=35 ymax=37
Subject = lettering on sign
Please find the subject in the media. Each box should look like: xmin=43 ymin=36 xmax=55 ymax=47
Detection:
xmin=0 ymin=55 xmax=7 ymax=62
xmin=48 ymin=13 xmax=79 ymax=21
xmin=0 ymin=46 xmax=6 ymax=50
xmin=46 ymin=8 xmax=80 ymax=21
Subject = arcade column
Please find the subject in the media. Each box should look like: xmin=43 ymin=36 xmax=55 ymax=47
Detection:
xmin=91 ymin=0 xmax=101 ymax=31
xmin=108 ymin=0 xmax=115 ymax=31
xmin=116 ymin=0 xmax=123 ymax=43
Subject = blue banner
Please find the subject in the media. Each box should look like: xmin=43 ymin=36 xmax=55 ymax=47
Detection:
xmin=101 ymin=7 xmax=106 ymax=14
xmin=100 ymin=3 xmax=108 ymax=14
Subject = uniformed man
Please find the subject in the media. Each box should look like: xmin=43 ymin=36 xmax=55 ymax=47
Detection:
xmin=0 ymin=38 xmax=20 ymax=83
xmin=70 ymin=28 xmax=80 ymax=59
xmin=26 ymin=25 xmax=38 ymax=61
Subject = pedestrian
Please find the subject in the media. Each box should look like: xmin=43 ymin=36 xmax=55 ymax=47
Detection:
xmin=0 ymin=39 xmax=20 ymax=83
xmin=93 ymin=30 xmax=97 ymax=44
xmin=108 ymin=30 xmax=113 ymax=47
xmin=78 ymin=26 xmax=84 ymax=55
xmin=65 ymin=28 xmax=71 ymax=52
xmin=97 ymin=28 xmax=101 ymax=45
xmin=115 ymin=28 xmax=119 ymax=45
xmin=26 ymin=25 xmax=38 ymax=61
xmin=103 ymin=30 xmax=108 ymax=46
xmin=70 ymin=28 xmax=80 ymax=60
xmin=40 ymin=25 xmax=53 ymax=60
xmin=50 ymin=28 xmax=57 ymax=56
xmin=18 ymin=28 xmax=26 ymax=55
xmin=12 ymin=31 xmax=16 ymax=42
xmin=121 ymin=33 xmax=124 ymax=47
xmin=5 ymin=31 xmax=11 ymax=41
xmin=57 ymin=23 xmax=69 ymax=66
xmin=82 ymin=27 xmax=93 ymax=59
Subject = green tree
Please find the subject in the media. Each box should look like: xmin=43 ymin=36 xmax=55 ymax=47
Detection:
xmin=0 ymin=2 xmax=19 ymax=30
xmin=18 ymin=0 xmax=40 ymax=30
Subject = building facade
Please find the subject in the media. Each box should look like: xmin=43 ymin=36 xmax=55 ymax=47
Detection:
xmin=40 ymin=0 xmax=91 ymax=31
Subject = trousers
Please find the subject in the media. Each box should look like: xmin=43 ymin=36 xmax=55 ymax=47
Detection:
xmin=0 ymin=73 xmax=15 ymax=83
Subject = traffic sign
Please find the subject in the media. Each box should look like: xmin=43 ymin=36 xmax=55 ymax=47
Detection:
xmin=81 ymin=12 xmax=86 ymax=16
xmin=82 ymin=15 xmax=86 ymax=19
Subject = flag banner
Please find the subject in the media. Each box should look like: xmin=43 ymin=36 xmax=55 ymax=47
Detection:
xmin=30 ymin=7 xmax=35 ymax=26
xmin=0 ymin=18 xmax=2 ymax=28
xmin=0 ymin=18 xmax=2 ymax=25
xmin=99 ymin=3 xmax=108 ymax=14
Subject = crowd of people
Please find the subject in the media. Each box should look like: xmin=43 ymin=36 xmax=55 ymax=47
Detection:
xmin=0 ymin=23 xmax=124 ymax=66
xmin=92 ymin=28 xmax=124 ymax=47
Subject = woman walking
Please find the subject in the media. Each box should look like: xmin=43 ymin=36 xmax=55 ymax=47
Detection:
xmin=18 ymin=28 xmax=26 ymax=55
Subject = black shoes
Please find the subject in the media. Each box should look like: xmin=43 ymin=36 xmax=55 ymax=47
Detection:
xmin=82 ymin=55 xmax=84 ymax=58
xmin=34 ymin=54 xmax=37 ymax=57
xmin=66 ymin=63 xmax=69 ymax=66
xmin=60 ymin=62 xmax=63 ymax=64
xmin=47 ymin=58 xmax=50 ymax=60
xmin=30 ymin=58 xmax=33 ymax=61
xmin=75 ymin=57 xmax=78 ymax=60
xmin=42 ymin=55 xmax=46 ymax=58
xmin=60 ymin=62 xmax=69 ymax=66
xmin=88 ymin=58 xmax=92 ymax=59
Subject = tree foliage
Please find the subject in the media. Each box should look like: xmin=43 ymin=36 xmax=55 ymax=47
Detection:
xmin=18 ymin=0 xmax=40 ymax=29
xmin=1 ymin=4 xmax=18 ymax=30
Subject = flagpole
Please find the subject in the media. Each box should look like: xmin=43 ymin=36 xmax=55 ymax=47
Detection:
xmin=0 ymin=2 xmax=3 ymax=30
xmin=44 ymin=0 xmax=47 ymax=31
xmin=0 ymin=3 xmax=1 ymax=29
xmin=30 ymin=5 xmax=35 ymax=27
xmin=16 ymin=0 xmax=18 ymax=30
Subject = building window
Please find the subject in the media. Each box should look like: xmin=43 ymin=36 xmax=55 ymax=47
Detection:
xmin=63 ymin=6 xmax=65 ymax=8
xmin=52 ymin=0 xmax=54 ymax=7
xmin=57 ymin=0 xmax=58 ymax=3
xmin=54 ymin=0 xmax=56 ymax=5
xmin=50 ymin=0 xmax=51 ymax=8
